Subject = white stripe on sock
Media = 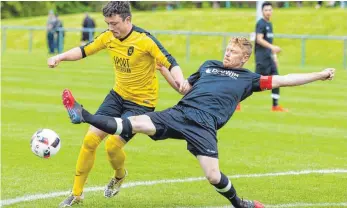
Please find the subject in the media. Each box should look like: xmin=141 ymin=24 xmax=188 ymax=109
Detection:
xmin=114 ymin=118 xmax=123 ymax=135
xmin=272 ymin=93 xmax=280 ymax=99
xmin=215 ymin=180 xmax=231 ymax=193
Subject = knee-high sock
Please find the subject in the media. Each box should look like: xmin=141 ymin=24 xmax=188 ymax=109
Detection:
xmin=212 ymin=172 xmax=242 ymax=208
xmin=272 ymin=87 xmax=280 ymax=107
xmin=82 ymin=109 xmax=132 ymax=137
xmin=105 ymin=135 xmax=126 ymax=179
xmin=72 ymin=131 xmax=102 ymax=196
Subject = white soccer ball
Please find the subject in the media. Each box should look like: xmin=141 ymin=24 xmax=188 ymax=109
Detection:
xmin=30 ymin=129 xmax=61 ymax=159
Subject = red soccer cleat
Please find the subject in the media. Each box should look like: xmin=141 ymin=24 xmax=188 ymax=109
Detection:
xmin=62 ymin=89 xmax=76 ymax=109
xmin=253 ymin=200 xmax=265 ymax=208
xmin=272 ymin=105 xmax=288 ymax=112
xmin=62 ymin=89 xmax=84 ymax=124
xmin=240 ymin=199 xmax=264 ymax=208
xmin=236 ymin=103 xmax=241 ymax=112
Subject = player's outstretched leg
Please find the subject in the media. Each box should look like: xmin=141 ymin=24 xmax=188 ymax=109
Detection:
xmin=62 ymin=89 xmax=123 ymax=135
xmin=197 ymin=156 xmax=264 ymax=208
xmin=62 ymin=89 xmax=84 ymax=124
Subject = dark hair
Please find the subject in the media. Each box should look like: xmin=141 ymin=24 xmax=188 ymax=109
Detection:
xmin=262 ymin=2 xmax=272 ymax=9
xmin=102 ymin=1 xmax=131 ymax=20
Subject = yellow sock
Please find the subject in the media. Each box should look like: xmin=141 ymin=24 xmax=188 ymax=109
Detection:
xmin=72 ymin=131 xmax=102 ymax=196
xmin=105 ymin=135 xmax=126 ymax=179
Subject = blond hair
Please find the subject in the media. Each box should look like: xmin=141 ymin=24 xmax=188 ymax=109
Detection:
xmin=229 ymin=37 xmax=253 ymax=57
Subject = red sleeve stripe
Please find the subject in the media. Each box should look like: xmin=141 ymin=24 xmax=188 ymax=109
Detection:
xmin=260 ymin=76 xmax=272 ymax=90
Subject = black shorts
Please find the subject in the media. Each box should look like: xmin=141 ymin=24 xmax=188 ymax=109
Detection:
xmin=96 ymin=90 xmax=155 ymax=141
xmin=146 ymin=105 xmax=218 ymax=158
xmin=255 ymin=58 xmax=278 ymax=76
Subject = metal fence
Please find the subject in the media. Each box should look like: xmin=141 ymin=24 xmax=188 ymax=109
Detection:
xmin=2 ymin=25 xmax=347 ymax=69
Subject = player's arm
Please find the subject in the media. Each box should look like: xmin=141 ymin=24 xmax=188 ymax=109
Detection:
xmin=147 ymin=35 xmax=184 ymax=91
xmin=253 ymin=68 xmax=335 ymax=92
xmin=178 ymin=69 xmax=201 ymax=95
xmin=156 ymin=64 xmax=180 ymax=92
xmin=255 ymin=21 xmax=281 ymax=53
xmin=272 ymin=68 xmax=335 ymax=88
xmin=256 ymin=33 xmax=281 ymax=53
xmin=47 ymin=31 xmax=107 ymax=68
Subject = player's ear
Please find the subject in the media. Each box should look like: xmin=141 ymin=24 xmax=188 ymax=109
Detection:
xmin=125 ymin=16 xmax=131 ymax=23
xmin=242 ymin=54 xmax=250 ymax=63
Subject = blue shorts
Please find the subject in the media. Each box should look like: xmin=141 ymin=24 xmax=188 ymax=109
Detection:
xmin=146 ymin=105 xmax=218 ymax=158
xmin=96 ymin=90 xmax=155 ymax=141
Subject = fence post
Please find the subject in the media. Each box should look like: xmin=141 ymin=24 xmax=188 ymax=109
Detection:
xmin=301 ymin=38 xmax=306 ymax=67
xmin=344 ymin=39 xmax=347 ymax=69
xmin=2 ymin=27 xmax=6 ymax=53
xmin=29 ymin=29 xmax=33 ymax=53
xmin=222 ymin=36 xmax=227 ymax=59
xmin=186 ymin=34 xmax=190 ymax=62
xmin=89 ymin=29 xmax=93 ymax=42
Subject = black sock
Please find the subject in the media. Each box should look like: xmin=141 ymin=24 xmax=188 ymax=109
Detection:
xmin=120 ymin=118 xmax=133 ymax=141
xmin=272 ymin=88 xmax=280 ymax=107
xmin=212 ymin=172 xmax=242 ymax=208
xmin=81 ymin=109 xmax=133 ymax=137
xmin=81 ymin=109 xmax=118 ymax=134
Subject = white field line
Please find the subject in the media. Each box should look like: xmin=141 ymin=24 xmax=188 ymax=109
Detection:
xmin=189 ymin=202 xmax=347 ymax=208
xmin=1 ymin=169 xmax=347 ymax=206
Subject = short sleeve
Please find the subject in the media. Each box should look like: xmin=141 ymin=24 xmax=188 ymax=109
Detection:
xmin=188 ymin=62 xmax=206 ymax=85
xmin=80 ymin=31 xmax=108 ymax=58
xmin=256 ymin=20 xmax=266 ymax=35
xmin=147 ymin=34 xmax=178 ymax=70
xmin=252 ymin=73 xmax=273 ymax=92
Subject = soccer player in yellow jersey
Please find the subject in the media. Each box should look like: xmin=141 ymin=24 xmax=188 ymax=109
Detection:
xmin=47 ymin=2 xmax=184 ymax=207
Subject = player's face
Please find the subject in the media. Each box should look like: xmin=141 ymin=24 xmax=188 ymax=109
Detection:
xmin=262 ymin=5 xmax=273 ymax=20
xmin=223 ymin=44 xmax=247 ymax=68
xmin=105 ymin=14 xmax=131 ymax=39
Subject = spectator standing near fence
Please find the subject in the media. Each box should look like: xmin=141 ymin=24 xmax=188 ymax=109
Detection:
xmin=81 ymin=13 xmax=96 ymax=45
xmin=54 ymin=14 xmax=64 ymax=54
xmin=46 ymin=10 xmax=56 ymax=54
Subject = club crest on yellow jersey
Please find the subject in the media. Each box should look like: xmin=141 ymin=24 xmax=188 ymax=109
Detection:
xmin=128 ymin=46 xmax=134 ymax=56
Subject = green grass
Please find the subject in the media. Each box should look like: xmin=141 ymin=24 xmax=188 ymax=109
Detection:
xmin=2 ymin=7 xmax=347 ymax=208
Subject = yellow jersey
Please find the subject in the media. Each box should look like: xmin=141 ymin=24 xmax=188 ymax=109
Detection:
xmin=80 ymin=25 xmax=178 ymax=108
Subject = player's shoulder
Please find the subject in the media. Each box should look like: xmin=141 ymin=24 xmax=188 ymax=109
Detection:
xmin=96 ymin=29 xmax=113 ymax=40
xmin=132 ymin=25 xmax=158 ymax=44
xmin=256 ymin=18 xmax=266 ymax=25
xmin=235 ymin=68 xmax=258 ymax=77
xmin=133 ymin=25 xmax=151 ymax=35
xmin=203 ymin=60 xmax=223 ymax=66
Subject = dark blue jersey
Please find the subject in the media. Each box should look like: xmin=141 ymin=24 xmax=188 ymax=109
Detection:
xmin=255 ymin=18 xmax=274 ymax=61
xmin=178 ymin=60 xmax=267 ymax=129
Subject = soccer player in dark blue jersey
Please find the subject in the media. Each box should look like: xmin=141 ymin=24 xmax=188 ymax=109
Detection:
xmin=254 ymin=1 xmax=286 ymax=112
xmin=62 ymin=37 xmax=335 ymax=208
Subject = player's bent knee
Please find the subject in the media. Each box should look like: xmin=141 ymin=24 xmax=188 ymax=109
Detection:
xmin=205 ymin=169 xmax=221 ymax=184
xmin=105 ymin=135 xmax=123 ymax=153
xmin=82 ymin=131 xmax=103 ymax=151
xmin=128 ymin=115 xmax=156 ymax=135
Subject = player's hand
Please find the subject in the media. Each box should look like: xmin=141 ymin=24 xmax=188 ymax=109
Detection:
xmin=47 ymin=55 xmax=61 ymax=68
xmin=273 ymin=54 xmax=279 ymax=68
xmin=271 ymin=45 xmax=281 ymax=54
xmin=178 ymin=80 xmax=192 ymax=95
xmin=320 ymin=68 xmax=335 ymax=81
